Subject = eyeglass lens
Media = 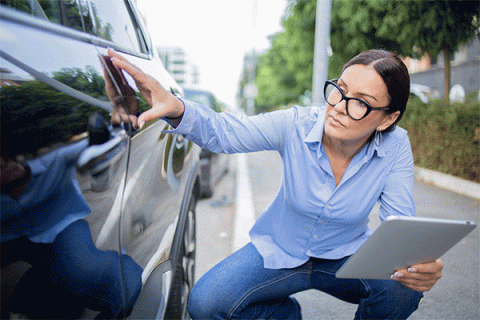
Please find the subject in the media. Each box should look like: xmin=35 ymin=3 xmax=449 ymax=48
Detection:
xmin=324 ymin=83 xmax=369 ymax=120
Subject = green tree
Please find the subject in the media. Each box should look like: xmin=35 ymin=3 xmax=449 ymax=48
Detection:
xmin=255 ymin=0 xmax=479 ymax=110
xmin=255 ymin=0 xmax=317 ymax=112
xmin=331 ymin=0 xmax=480 ymax=99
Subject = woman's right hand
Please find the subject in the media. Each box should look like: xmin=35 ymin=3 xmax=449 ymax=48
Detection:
xmin=108 ymin=48 xmax=185 ymax=129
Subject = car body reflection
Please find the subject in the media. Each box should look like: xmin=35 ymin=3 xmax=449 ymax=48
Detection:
xmin=1 ymin=140 xmax=142 ymax=318
xmin=1 ymin=1 xmax=200 ymax=319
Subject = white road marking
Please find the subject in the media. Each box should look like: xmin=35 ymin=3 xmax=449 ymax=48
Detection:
xmin=233 ymin=153 xmax=256 ymax=252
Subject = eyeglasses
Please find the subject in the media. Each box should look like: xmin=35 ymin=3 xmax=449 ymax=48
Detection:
xmin=324 ymin=80 xmax=390 ymax=121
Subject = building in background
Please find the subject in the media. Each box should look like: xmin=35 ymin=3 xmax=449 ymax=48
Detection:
xmin=404 ymin=37 xmax=479 ymax=99
xmin=156 ymin=46 xmax=200 ymax=86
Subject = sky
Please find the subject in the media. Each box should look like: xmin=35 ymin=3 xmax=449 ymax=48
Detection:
xmin=136 ymin=0 xmax=287 ymax=107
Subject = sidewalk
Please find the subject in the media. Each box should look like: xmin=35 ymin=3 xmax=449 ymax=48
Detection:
xmin=414 ymin=166 xmax=480 ymax=200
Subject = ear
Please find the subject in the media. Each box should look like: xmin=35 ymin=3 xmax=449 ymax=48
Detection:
xmin=377 ymin=111 xmax=400 ymax=131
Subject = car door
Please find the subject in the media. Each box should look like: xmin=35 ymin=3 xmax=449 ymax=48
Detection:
xmin=1 ymin=1 xmax=199 ymax=318
xmin=87 ymin=2 xmax=200 ymax=318
xmin=0 ymin=1 xmax=134 ymax=318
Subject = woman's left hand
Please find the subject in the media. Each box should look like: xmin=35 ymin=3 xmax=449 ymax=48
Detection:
xmin=391 ymin=258 xmax=444 ymax=292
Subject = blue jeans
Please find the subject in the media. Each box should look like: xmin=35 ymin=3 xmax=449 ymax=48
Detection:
xmin=188 ymin=243 xmax=423 ymax=320
xmin=3 ymin=219 xmax=142 ymax=318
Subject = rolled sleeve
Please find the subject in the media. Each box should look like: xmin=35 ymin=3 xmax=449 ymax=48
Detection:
xmin=165 ymin=99 xmax=295 ymax=154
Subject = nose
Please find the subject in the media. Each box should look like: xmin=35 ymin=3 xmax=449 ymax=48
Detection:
xmin=333 ymin=98 xmax=348 ymax=115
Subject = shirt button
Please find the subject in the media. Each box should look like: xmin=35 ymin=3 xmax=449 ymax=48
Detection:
xmin=313 ymin=235 xmax=318 ymax=239
xmin=325 ymin=204 xmax=329 ymax=208
xmin=307 ymin=250 xmax=312 ymax=255
xmin=330 ymin=178 xmax=333 ymax=181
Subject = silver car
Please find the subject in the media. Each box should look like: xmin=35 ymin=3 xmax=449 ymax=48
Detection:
xmin=1 ymin=1 xmax=200 ymax=319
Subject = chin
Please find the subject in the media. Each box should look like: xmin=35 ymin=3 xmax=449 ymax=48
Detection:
xmin=324 ymin=125 xmax=348 ymax=141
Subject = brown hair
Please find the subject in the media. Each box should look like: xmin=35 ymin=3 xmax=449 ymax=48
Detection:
xmin=342 ymin=49 xmax=410 ymax=132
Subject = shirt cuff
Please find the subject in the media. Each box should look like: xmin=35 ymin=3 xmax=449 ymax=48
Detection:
xmin=162 ymin=97 xmax=185 ymax=128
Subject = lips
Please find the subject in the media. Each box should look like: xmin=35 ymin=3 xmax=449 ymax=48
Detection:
xmin=328 ymin=114 xmax=345 ymax=128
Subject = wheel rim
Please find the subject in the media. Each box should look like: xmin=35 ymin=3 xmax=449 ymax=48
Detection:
xmin=181 ymin=203 xmax=196 ymax=318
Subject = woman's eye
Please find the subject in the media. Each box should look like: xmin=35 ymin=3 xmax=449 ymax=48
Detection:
xmin=358 ymin=100 xmax=369 ymax=108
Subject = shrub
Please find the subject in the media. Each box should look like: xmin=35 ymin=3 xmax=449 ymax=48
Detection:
xmin=400 ymin=94 xmax=480 ymax=183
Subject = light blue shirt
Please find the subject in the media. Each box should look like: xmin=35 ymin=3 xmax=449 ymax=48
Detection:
xmin=170 ymin=100 xmax=415 ymax=269
xmin=1 ymin=140 xmax=90 ymax=243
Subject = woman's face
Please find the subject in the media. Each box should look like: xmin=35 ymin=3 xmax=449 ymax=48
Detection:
xmin=324 ymin=64 xmax=399 ymax=145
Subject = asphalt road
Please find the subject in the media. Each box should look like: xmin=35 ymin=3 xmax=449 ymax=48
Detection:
xmin=195 ymin=151 xmax=480 ymax=320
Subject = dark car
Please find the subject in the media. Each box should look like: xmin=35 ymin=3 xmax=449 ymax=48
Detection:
xmin=182 ymin=87 xmax=230 ymax=198
xmin=0 ymin=1 xmax=200 ymax=319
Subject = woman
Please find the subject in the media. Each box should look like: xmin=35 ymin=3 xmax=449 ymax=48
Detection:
xmin=110 ymin=48 xmax=444 ymax=319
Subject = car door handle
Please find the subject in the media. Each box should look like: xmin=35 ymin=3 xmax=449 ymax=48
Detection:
xmin=77 ymin=131 xmax=127 ymax=174
xmin=77 ymin=113 xmax=128 ymax=191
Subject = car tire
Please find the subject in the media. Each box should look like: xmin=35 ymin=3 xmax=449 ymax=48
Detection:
xmin=165 ymin=195 xmax=197 ymax=320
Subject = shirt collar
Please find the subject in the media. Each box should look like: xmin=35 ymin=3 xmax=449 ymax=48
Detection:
xmin=366 ymin=133 xmax=386 ymax=158
xmin=304 ymin=107 xmax=326 ymax=144
xmin=303 ymin=106 xmax=386 ymax=159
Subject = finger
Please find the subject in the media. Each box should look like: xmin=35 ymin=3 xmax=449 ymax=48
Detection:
xmin=392 ymin=268 xmax=441 ymax=282
xmin=137 ymin=107 xmax=167 ymax=128
xmin=108 ymin=51 xmax=150 ymax=87
xmin=111 ymin=109 xmax=122 ymax=125
xmin=399 ymin=281 xmax=432 ymax=292
xmin=110 ymin=57 xmax=146 ymax=82
xmin=128 ymin=115 xmax=138 ymax=129
xmin=108 ymin=48 xmax=128 ymax=62
xmin=392 ymin=267 xmax=440 ymax=293
xmin=394 ymin=259 xmax=443 ymax=278
xmin=394 ymin=276 xmax=437 ymax=292
xmin=410 ymin=259 xmax=444 ymax=274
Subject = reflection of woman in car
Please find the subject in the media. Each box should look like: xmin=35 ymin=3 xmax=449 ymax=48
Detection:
xmin=110 ymin=48 xmax=444 ymax=319
xmin=1 ymin=141 xmax=142 ymax=318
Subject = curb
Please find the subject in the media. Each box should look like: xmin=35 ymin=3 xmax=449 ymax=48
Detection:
xmin=414 ymin=167 xmax=480 ymax=200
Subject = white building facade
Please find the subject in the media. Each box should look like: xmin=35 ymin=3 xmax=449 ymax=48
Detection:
xmin=156 ymin=46 xmax=200 ymax=86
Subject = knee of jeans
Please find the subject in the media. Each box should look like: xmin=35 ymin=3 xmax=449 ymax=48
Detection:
xmin=357 ymin=281 xmax=424 ymax=319
xmin=188 ymin=282 xmax=225 ymax=320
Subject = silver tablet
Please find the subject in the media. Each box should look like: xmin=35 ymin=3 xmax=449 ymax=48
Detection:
xmin=335 ymin=216 xmax=476 ymax=280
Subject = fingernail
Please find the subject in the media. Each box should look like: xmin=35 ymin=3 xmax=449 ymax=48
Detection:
xmin=391 ymin=272 xmax=404 ymax=279
xmin=139 ymin=121 xmax=145 ymax=130
xmin=408 ymin=267 xmax=417 ymax=273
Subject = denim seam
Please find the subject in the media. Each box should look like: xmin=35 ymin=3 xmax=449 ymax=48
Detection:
xmin=311 ymin=269 xmax=336 ymax=277
xmin=311 ymin=269 xmax=373 ymax=297
xmin=306 ymin=261 xmax=313 ymax=288
xmin=226 ymin=270 xmax=309 ymax=319
xmin=359 ymin=278 xmax=373 ymax=297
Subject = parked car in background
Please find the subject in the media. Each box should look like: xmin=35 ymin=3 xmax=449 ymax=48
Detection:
xmin=410 ymin=83 xmax=439 ymax=104
xmin=1 ymin=1 xmax=200 ymax=319
xmin=182 ymin=87 xmax=230 ymax=198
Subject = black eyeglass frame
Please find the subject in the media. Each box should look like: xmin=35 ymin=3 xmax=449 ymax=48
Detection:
xmin=323 ymin=79 xmax=391 ymax=121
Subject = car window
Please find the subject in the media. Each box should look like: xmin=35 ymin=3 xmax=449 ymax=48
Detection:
xmin=183 ymin=89 xmax=224 ymax=112
xmin=1 ymin=0 xmax=143 ymax=53
xmin=185 ymin=91 xmax=211 ymax=107
xmin=88 ymin=0 xmax=143 ymax=52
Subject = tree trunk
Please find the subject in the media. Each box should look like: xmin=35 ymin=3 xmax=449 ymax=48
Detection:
xmin=443 ymin=45 xmax=451 ymax=102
